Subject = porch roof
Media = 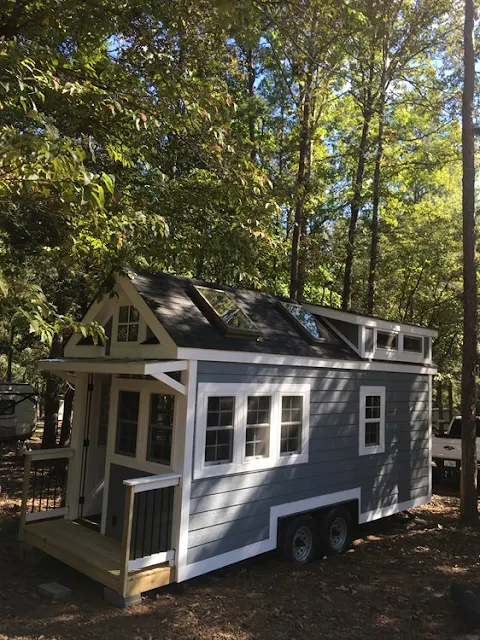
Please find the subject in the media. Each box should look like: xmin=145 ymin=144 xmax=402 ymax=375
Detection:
xmin=38 ymin=358 xmax=188 ymax=394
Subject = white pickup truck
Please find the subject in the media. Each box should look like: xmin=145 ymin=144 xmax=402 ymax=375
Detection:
xmin=432 ymin=416 xmax=480 ymax=477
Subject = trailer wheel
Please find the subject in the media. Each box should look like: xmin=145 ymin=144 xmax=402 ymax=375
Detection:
xmin=322 ymin=506 xmax=353 ymax=555
xmin=280 ymin=515 xmax=318 ymax=566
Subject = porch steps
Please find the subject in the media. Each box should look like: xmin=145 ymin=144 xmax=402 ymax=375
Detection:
xmin=23 ymin=519 xmax=172 ymax=596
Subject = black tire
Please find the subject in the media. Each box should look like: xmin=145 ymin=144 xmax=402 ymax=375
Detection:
xmin=321 ymin=506 xmax=353 ymax=555
xmin=279 ymin=515 xmax=319 ymax=567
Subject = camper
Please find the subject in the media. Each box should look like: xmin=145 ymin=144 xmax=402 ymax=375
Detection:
xmin=19 ymin=269 xmax=436 ymax=606
xmin=0 ymin=382 xmax=37 ymax=445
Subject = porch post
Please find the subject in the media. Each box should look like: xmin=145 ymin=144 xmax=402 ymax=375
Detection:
xmin=65 ymin=373 xmax=89 ymax=520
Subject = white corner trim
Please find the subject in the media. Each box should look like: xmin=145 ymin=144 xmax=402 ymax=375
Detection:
xmin=176 ymin=488 xmax=431 ymax=583
xmin=176 ymin=488 xmax=361 ymax=582
xmin=174 ymin=360 xmax=198 ymax=584
xmin=359 ymin=386 xmax=386 ymax=456
xmin=428 ymin=374 xmax=433 ymax=496
xmin=193 ymin=382 xmax=310 ymax=480
xmin=176 ymin=347 xmax=437 ymax=375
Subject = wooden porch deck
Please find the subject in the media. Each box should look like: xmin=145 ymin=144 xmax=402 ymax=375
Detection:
xmin=23 ymin=519 xmax=173 ymax=597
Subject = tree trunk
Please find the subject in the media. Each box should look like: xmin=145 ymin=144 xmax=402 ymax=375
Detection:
xmin=460 ymin=0 xmax=478 ymax=525
xmin=59 ymin=387 xmax=74 ymax=447
xmin=436 ymin=380 xmax=444 ymax=436
xmin=342 ymin=106 xmax=373 ymax=310
xmin=42 ymin=332 xmax=63 ymax=448
xmin=367 ymin=84 xmax=386 ymax=315
xmin=5 ymin=322 xmax=14 ymax=382
xmin=289 ymin=66 xmax=313 ymax=300
xmin=448 ymin=380 xmax=454 ymax=424
xmin=246 ymin=47 xmax=256 ymax=162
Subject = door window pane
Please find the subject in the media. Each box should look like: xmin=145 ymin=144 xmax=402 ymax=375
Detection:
xmin=115 ymin=391 xmax=139 ymax=456
xmin=147 ymin=394 xmax=175 ymax=465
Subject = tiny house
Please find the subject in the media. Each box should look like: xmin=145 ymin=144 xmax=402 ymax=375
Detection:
xmin=19 ymin=269 xmax=437 ymax=605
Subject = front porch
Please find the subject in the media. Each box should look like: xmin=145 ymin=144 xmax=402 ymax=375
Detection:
xmin=19 ymin=446 xmax=181 ymax=603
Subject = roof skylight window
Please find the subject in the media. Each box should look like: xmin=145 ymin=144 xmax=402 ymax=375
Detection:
xmin=192 ymin=286 xmax=260 ymax=337
xmin=280 ymin=302 xmax=338 ymax=343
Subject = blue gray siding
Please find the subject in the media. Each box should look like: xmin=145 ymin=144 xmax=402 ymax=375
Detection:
xmin=187 ymin=362 xmax=429 ymax=566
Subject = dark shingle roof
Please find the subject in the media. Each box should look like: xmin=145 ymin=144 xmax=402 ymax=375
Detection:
xmin=129 ymin=269 xmax=358 ymax=360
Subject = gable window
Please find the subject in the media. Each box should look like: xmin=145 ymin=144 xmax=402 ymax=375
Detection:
xmin=205 ymin=396 xmax=235 ymax=464
xmin=280 ymin=396 xmax=302 ymax=455
xmin=359 ymin=386 xmax=385 ymax=456
xmin=376 ymin=331 xmax=398 ymax=350
xmin=147 ymin=394 xmax=175 ymax=465
xmin=195 ymin=383 xmax=310 ymax=479
xmin=115 ymin=390 xmax=140 ymax=456
xmin=246 ymin=396 xmax=271 ymax=458
xmin=403 ymin=335 xmax=423 ymax=353
xmin=117 ymin=305 xmax=140 ymax=342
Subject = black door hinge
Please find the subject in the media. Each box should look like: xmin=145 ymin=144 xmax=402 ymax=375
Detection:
xmin=83 ymin=438 xmax=89 ymax=448
xmin=79 ymin=496 xmax=85 ymax=505
xmin=88 ymin=383 xmax=94 ymax=391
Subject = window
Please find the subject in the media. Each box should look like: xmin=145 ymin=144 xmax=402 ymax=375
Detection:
xmin=280 ymin=396 xmax=302 ymax=455
xmin=117 ymin=305 xmax=140 ymax=342
xmin=147 ymin=394 xmax=175 ymax=465
xmin=376 ymin=331 xmax=398 ymax=350
xmin=403 ymin=334 xmax=423 ymax=353
xmin=192 ymin=285 xmax=260 ymax=336
xmin=359 ymin=386 xmax=385 ymax=456
xmin=246 ymin=396 xmax=271 ymax=458
xmin=115 ymin=390 xmax=140 ymax=456
xmin=195 ymin=383 xmax=310 ymax=479
xmin=279 ymin=302 xmax=338 ymax=343
xmin=205 ymin=396 xmax=235 ymax=464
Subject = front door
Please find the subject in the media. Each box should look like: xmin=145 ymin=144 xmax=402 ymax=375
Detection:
xmin=79 ymin=375 xmax=110 ymax=523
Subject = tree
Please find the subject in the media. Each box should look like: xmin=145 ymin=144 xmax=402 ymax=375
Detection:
xmin=460 ymin=0 xmax=477 ymax=524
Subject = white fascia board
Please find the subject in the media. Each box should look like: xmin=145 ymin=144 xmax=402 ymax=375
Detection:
xmin=144 ymin=360 xmax=188 ymax=375
xmin=176 ymin=347 xmax=437 ymax=375
xmin=116 ymin=274 xmax=178 ymax=351
xmin=303 ymin=303 xmax=438 ymax=338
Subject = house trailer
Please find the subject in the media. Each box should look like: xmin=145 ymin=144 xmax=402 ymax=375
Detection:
xmin=19 ymin=269 xmax=437 ymax=605
xmin=0 ymin=382 xmax=37 ymax=444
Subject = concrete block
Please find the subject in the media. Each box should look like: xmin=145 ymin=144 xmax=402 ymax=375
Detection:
xmin=103 ymin=587 xmax=142 ymax=608
xmin=37 ymin=582 xmax=72 ymax=601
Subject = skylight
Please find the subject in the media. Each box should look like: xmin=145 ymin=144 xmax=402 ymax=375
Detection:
xmin=193 ymin=286 xmax=260 ymax=335
xmin=280 ymin=302 xmax=338 ymax=343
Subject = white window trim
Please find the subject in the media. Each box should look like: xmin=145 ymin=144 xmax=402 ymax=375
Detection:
xmin=194 ymin=382 xmax=310 ymax=479
xmin=359 ymin=386 xmax=385 ymax=456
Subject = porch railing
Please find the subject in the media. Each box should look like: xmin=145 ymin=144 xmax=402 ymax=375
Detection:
xmin=19 ymin=448 xmax=74 ymax=540
xmin=121 ymin=472 xmax=181 ymax=588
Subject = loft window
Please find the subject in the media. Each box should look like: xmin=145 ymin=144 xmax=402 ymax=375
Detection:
xmin=192 ymin=285 xmax=260 ymax=337
xmin=117 ymin=305 xmax=139 ymax=342
xmin=115 ymin=390 xmax=139 ymax=456
xmin=279 ymin=302 xmax=338 ymax=344
xmin=403 ymin=335 xmax=423 ymax=353
xmin=147 ymin=394 xmax=175 ymax=465
xmin=376 ymin=331 xmax=398 ymax=350
xmin=359 ymin=386 xmax=385 ymax=456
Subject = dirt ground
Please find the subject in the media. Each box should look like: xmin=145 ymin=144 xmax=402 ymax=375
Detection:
xmin=0 ymin=451 xmax=478 ymax=640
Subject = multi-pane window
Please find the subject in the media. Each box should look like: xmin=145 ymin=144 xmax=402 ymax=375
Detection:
xmin=115 ymin=390 xmax=140 ymax=456
xmin=245 ymin=396 xmax=271 ymax=458
xmin=359 ymin=386 xmax=385 ymax=456
xmin=147 ymin=394 xmax=175 ymax=465
xmin=117 ymin=305 xmax=140 ymax=342
xmin=280 ymin=396 xmax=303 ymax=455
xmin=364 ymin=395 xmax=381 ymax=446
xmin=205 ymin=396 xmax=235 ymax=465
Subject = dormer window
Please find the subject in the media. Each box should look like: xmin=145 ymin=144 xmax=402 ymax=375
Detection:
xmin=403 ymin=335 xmax=423 ymax=353
xmin=191 ymin=285 xmax=260 ymax=338
xmin=376 ymin=331 xmax=398 ymax=350
xmin=117 ymin=305 xmax=139 ymax=342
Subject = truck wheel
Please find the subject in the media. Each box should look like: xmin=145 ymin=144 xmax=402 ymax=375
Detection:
xmin=321 ymin=506 xmax=353 ymax=555
xmin=280 ymin=515 xmax=318 ymax=566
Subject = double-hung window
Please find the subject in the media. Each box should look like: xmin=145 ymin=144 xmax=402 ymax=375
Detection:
xmin=195 ymin=384 xmax=310 ymax=479
xmin=147 ymin=394 xmax=175 ymax=465
xmin=115 ymin=390 xmax=140 ymax=456
xmin=359 ymin=386 xmax=385 ymax=456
